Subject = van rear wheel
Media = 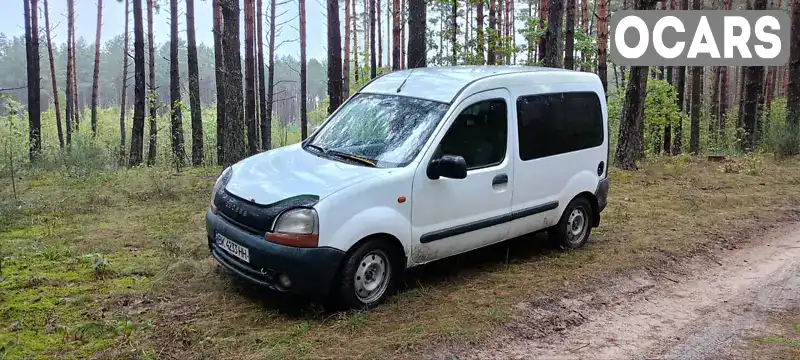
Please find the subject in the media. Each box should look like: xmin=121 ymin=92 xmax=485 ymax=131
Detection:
xmin=329 ymin=238 xmax=398 ymax=310
xmin=550 ymin=197 xmax=593 ymax=250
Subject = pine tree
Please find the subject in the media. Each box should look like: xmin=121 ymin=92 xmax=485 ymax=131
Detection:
xmin=220 ymin=0 xmax=246 ymax=165
xmin=257 ymin=0 xmax=269 ymax=150
xmin=299 ymin=0 xmax=308 ymax=139
xmin=90 ymin=0 xmax=103 ymax=136
xmin=407 ymin=0 xmax=427 ymax=67
xmin=785 ymin=0 xmax=799 ymax=153
xmin=244 ymin=0 xmax=258 ymax=154
xmin=145 ymin=0 xmax=157 ymax=165
xmin=328 ymin=0 xmax=344 ymax=113
xmin=24 ymin=0 xmax=42 ymax=160
xmin=119 ymin=0 xmax=131 ymax=164
xmin=169 ymin=0 xmax=187 ymax=167
xmin=129 ymin=0 xmax=147 ymax=166
xmin=43 ymin=0 xmax=64 ymax=148
xmin=187 ymin=0 xmax=204 ymax=165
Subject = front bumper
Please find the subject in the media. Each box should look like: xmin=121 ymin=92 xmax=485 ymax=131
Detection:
xmin=206 ymin=209 xmax=344 ymax=299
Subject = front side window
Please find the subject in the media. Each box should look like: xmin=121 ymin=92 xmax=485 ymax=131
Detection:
xmin=516 ymin=92 xmax=604 ymax=161
xmin=434 ymin=99 xmax=508 ymax=170
xmin=305 ymin=93 xmax=450 ymax=168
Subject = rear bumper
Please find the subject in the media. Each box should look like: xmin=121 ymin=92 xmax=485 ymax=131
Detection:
xmin=592 ymin=177 xmax=610 ymax=227
xmin=596 ymin=177 xmax=610 ymax=213
xmin=206 ymin=209 xmax=344 ymax=299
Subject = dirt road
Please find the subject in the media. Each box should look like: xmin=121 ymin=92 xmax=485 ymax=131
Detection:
xmin=459 ymin=224 xmax=800 ymax=360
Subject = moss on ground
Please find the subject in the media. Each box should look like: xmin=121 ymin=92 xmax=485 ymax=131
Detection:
xmin=1 ymin=156 xmax=799 ymax=359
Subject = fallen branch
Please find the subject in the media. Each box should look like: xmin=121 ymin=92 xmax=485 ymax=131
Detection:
xmin=0 ymin=86 xmax=27 ymax=92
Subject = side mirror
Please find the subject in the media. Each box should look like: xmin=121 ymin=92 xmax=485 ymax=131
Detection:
xmin=427 ymin=155 xmax=467 ymax=180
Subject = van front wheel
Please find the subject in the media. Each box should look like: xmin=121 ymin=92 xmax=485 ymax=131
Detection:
xmin=550 ymin=197 xmax=593 ymax=250
xmin=330 ymin=239 xmax=397 ymax=310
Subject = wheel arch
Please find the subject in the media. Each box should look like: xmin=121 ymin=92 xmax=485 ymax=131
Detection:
xmin=572 ymin=191 xmax=600 ymax=227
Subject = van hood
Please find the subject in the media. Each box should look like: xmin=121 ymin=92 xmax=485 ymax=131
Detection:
xmin=224 ymin=144 xmax=390 ymax=205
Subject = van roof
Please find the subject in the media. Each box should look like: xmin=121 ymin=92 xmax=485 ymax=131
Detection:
xmin=358 ymin=66 xmax=594 ymax=103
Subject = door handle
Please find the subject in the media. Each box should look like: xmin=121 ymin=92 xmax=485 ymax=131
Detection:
xmin=492 ymin=174 xmax=508 ymax=186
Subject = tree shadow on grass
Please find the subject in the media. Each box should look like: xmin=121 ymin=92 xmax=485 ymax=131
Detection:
xmin=222 ymin=230 xmax=566 ymax=318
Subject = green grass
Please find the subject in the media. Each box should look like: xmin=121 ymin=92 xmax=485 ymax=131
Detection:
xmin=747 ymin=312 xmax=800 ymax=360
xmin=1 ymin=154 xmax=800 ymax=359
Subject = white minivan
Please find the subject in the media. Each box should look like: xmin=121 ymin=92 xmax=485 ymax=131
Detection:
xmin=207 ymin=66 xmax=610 ymax=309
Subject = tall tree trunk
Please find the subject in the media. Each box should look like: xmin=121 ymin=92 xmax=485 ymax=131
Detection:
xmin=407 ymin=0 xmax=426 ymax=67
xmin=377 ymin=0 xmax=383 ymax=68
xmin=664 ymin=66 xmax=673 ymax=154
xmin=710 ymin=66 xmax=720 ymax=137
xmin=392 ymin=0 xmax=401 ymax=69
xmin=764 ymin=65 xmax=775 ymax=129
xmin=497 ymin=0 xmax=504 ymax=64
xmin=615 ymin=0 xmax=657 ymax=168
xmin=353 ymin=0 xmax=360 ymax=82
xmin=690 ymin=66 xmax=702 ymax=154
xmin=387 ymin=0 xmax=391 ymax=68
xmin=257 ymin=0 xmax=269 ymax=151
xmin=43 ymin=0 xmax=63 ymax=149
xmin=784 ymin=0 xmax=799 ymax=154
xmin=364 ymin=0 xmax=370 ymax=78
xmin=65 ymin=0 xmax=74 ymax=145
xmin=119 ymin=0 xmax=130 ymax=164
xmin=265 ymin=0 xmax=276 ymax=150
xmin=720 ymin=0 xmax=731 ymax=137
xmin=89 ymin=0 xmax=103 ymax=136
xmin=328 ymin=0 xmax=344 ymax=113
xmin=580 ymin=0 xmax=588 ymax=70
xmin=401 ymin=0 xmax=406 ymax=68
xmin=477 ymin=0 xmax=485 ymax=64
xmin=146 ymin=0 xmax=157 ymax=165
xmin=244 ymin=0 xmax=257 ymax=155
xmin=719 ymin=66 xmax=729 ymax=139
xmin=129 ymin=0 xmax=146 ymax=166
xmin=615 ymin=66 xmax=649 ymax=169
xmin=488 ymin=0 xmax=497 ymax=64
xmin=169 ymin=0 xmax=187 ymax=168
xmin=220 ymin=0 xmax=246 ymax=165
xmin=345 ymin=0 xmax=352 ymax=93
xmin=213 ymin=0 xmax=226 ymax=162
xmin=186 ymin=0 xmax=203 ymax=165
xmin=452 ymin=0 xmax=458 ymax=65
xmin=564 ymin=0 xmax=576 ymax=69
xmin=71 ymin=22 xmax=79 ymax=131
xmin=540 ymin=0 xmax=565 ymax=67
xmin=24 ymin=0 xmax=42 ymax=161
xmin=300 ymin=0 xmax=308 ymax=139
xmin=509 ymin=0 xmax=514 ymax=63
xmin=739 ymin=0 xmax=767 ymax=151
xmin=596 ymin=0 xmax=608 ymax=94
xmin=370 ymin=0 xmax=377 ymax=78
xmin=539 ymin=0 xmax=549 ymax=34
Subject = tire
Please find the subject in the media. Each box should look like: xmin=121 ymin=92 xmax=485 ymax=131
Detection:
xmin=329 ymin=238 xmax=399 ymax=310
xmin=549 ymin=197 xmax=593 ymax=250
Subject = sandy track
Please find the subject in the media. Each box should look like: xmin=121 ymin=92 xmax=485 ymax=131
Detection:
xmin=461 ymin=224 xmax=800 ymax=360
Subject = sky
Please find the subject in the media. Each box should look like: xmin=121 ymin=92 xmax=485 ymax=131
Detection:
xmin=0 ymin=0 xmax=395 ymax=62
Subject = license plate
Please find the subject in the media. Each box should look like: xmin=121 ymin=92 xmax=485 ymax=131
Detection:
xmin=215 ymin=233 xmax=250 ymax=263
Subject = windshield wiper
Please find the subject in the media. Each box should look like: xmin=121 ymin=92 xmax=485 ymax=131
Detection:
xmin=327 ymin=150 xmax=377 ymax=167
xmin=304 ymin=143 xmax=327 ymax=153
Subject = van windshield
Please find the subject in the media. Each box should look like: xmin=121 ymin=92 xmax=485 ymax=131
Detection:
xmin=303 ymin=93 xmax=450 ymax=168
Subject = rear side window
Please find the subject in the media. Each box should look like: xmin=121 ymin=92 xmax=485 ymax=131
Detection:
xmin=516 ymin=92 xmax=604 ymax=161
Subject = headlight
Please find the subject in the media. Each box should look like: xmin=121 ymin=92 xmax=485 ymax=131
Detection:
xmin=210 ymin=167 xmax=232 ymax=213
xmin=266 ymin=208 xmax=319 ymax=247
